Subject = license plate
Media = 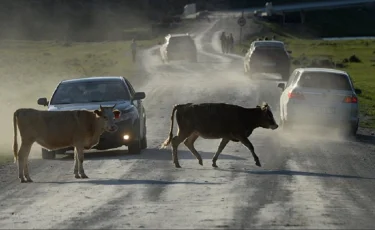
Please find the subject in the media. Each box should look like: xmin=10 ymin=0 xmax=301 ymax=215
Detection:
xmin=314 ymin=106 xmax=335 ymax=114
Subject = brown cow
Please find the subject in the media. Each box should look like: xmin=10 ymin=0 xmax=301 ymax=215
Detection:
xmin=160 ymin=102 xmax=278 ymax=168
xmin=13 ymin=105 xmax=119 ymax=183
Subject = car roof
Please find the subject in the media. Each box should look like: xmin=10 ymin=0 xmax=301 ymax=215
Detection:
xmin=167 ymin=33 xmax=191 ymax=38
xmin=60 ymin=76 xmax=124 ymax=84
xmin=296 ymin=68 xmax=348 ymax=75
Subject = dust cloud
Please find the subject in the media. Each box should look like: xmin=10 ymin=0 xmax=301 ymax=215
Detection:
xmin=0 ymin=2 xmax=150 ymax=160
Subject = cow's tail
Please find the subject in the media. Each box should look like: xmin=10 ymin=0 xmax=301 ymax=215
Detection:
xmin=160 ymin=104 xmax=180 ymax=149
xmin=13 ymin=110 xmax=18 ymax=164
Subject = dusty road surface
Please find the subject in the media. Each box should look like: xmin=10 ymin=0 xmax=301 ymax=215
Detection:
xmin=1 ymin=16 xmax=375 ymax=229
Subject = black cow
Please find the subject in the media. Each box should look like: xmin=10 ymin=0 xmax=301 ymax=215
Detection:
xmin=160 ymin=102 xmax=279 ymax=168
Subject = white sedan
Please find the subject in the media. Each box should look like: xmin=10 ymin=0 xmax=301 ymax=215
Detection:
xmin=277 ymin=67 xmax=362 ymax=136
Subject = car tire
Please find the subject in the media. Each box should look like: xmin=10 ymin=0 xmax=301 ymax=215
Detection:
xmin=128 ymin=120 xmax=142 ymax=154
xmin=141 ymin=136 xmax=147 ymax=150
xmin=346 ymin=122 xmax=358 ymax=137
xmin=41 ymin=148 xmax=56 ymax=160
xmin=128 ymin=140 xmax=141 ymax=154
xmin=141 ymin=123 xmax=147 ymax=149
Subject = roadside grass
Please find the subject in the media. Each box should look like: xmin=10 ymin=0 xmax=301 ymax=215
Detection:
xmin=235 ymin=22 xmax=375 ymax=128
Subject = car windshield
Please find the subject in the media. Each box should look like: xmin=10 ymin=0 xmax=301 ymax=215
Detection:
xmin=253 ymin=47 xmax=286 ymax=57
xmin=50 ymin=80 xmax=131 ymax=105
xmin=298 ymin=72 xmax=352 ymax=90
xmin=169 ymin=36 xmax=194 ymax=47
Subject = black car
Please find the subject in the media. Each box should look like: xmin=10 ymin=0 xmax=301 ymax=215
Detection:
xmin=160 ymin=33 xmax=198 ymax=63
xmin=37 ymin=76 xmax=147 ymax=159
xmin=244 ymin=40 xmax=292 ymax=81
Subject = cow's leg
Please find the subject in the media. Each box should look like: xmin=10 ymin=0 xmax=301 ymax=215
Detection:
xmin=23 ymin=144 xmax=33 ymax=182
xmin=171 ymin=130 xmax=190 ymax=168
xmin=238 ymin=136 xmax=261 ymax=167
xmin=212 ymin=138 xmax=230 ymax=168
xmin=73 ymin=148 xmax=80 ymax=178
xmin=76 ymin=146 xmax=88 ymax=179
xmin=17 ymin=142 xmax=32 ymax=183
xmin=183 ymin=133 xmax=203 ymax=166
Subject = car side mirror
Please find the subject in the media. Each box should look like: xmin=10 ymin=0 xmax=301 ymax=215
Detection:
xmin=355 ymin=88 xmax=362 ymax=95
xmin=37 ymin=97 xmax=48 ymax=106
xmin=133 ymin=92 xmax=146 ymax=101
xmin=277 ymin=82 xmax=285 ymax=90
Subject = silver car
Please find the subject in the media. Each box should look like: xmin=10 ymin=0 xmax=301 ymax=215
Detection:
xmin=277 ymin=68 xmax=362 ymax=136
xmin=37 ymin=76 xmax=147 ymax=159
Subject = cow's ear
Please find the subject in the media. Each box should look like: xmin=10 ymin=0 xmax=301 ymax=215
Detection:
xmin=94 ymin=110 xmax=102 ymax=117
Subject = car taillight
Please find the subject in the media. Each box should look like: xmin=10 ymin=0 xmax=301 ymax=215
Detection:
xmin=343 ymin=95 xmax=358 ymax=103
xmin=288 ymin=91 xmax=305 ymax=100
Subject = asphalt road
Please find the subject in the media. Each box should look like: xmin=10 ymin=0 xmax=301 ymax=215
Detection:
xmin=1 ymin=17 xmax=375 ymax=229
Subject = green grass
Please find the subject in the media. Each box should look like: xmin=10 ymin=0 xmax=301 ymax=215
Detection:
xmin=236 ymin=20 xmax=375 ymax=128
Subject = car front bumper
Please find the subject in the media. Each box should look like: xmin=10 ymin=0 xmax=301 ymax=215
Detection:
xmin=94 ymin=119 xmax=139 ymax=150
xmin=58 ymin=119 xmax=139 ymax=153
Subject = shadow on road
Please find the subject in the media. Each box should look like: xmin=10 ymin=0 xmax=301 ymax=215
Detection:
xmin=231 ymin=169 xmax=375 ymax=180
xmin=36 ymin=179 xmax=222 ymax=185
xmin=57 ymin=148 xmax=247 ymax=162
xmin=354 ymin=133 xmax=375 ymax=146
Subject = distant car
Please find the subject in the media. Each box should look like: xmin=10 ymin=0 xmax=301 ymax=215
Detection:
xmin=244 ymin=40 xmax=292 ymax=80
xmin=37 ymin=76 xmax=147 ymax=159
xmin=160 ymin=33 xmax=198 ymax=63
xmin=277 ymin=68 xmax=362 ymax=136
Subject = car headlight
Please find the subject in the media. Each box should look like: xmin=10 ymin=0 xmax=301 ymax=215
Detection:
xmin=116 ymin=109 xmax=137 ymax=122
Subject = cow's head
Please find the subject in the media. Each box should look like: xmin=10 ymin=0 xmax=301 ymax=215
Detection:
xmin=94 ymin=105 xmax=119 ymax=132
xmin=256 ymin=102 xmax=278 ymax=130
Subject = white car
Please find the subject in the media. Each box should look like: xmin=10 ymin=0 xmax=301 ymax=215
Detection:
xmin=277 ymin=67 xmax=362 ymax=136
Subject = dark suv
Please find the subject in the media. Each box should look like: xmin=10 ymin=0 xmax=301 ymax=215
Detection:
xmin=244 ymin=40 xmax=292 ymax=81
xmin=160 ymin=33 xmax=198 ymax=63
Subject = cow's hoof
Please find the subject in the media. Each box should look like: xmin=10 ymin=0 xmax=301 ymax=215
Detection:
xmin=80 ymin=174 xmax=89 ymax=179
xmin=255 ymin=161 xmax=262 ymax=167
xmin=26 ymin=179 xmax=34 ymax=183
xmin=20 ymin=179 xmax=27 ymax=183
xmin=198 ymin=160 xmax=203 ymax=166
xmin=212 ymin=163 xmax=218 ymax=168
xmin=74 ymin=174 xmax=81 ymax=179
xmin=174 ymin=164 xmax=181 ymax=168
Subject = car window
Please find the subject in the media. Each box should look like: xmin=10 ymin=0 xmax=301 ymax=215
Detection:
xmin=50 ymin=80 xmax=131 ymax=105
xmin=298 ymin=72 xmax=352 ymax=90
xmin=168 ymin=36 xmax=195 ymax=48
xmin=124 ymin=78 xmax=135 ymax=96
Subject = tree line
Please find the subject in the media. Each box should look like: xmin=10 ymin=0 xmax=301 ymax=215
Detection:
xmin=0 ymin=0 xmax=325 ymax=41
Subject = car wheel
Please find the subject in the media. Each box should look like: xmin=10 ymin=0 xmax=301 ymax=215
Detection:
xmin=128 ymin=140 xmax=141 ymax=154
xmin=345 ymin=122 xmax=358 ymax=137
xmin=140 ymin=125 xmax=147 ymax=149
xmin=41 ymin=148 xmax=56 ymax=160
xmin=141 ymin=136 xmax=147 ymax=150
